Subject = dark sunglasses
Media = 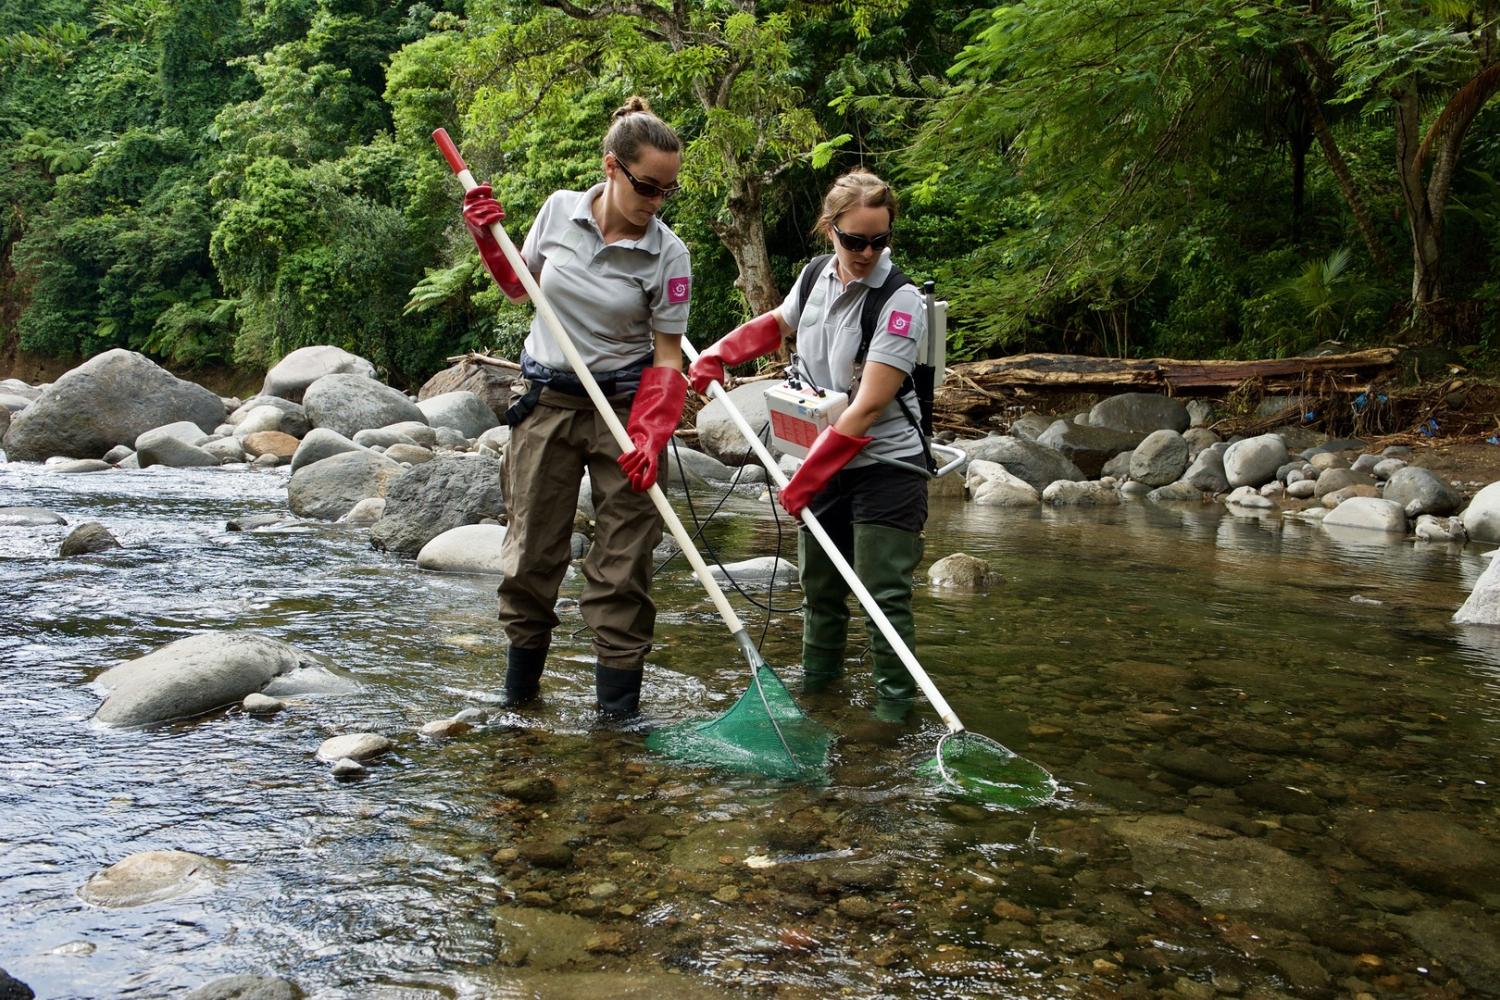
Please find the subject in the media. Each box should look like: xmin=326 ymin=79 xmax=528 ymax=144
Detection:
xmin=831 ymin=222 xmax=892 ymax=253
xmin=613 ymin=157 xmax=681 ymax=200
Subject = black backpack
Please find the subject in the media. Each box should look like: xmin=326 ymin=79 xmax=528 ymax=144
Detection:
xmin=796 ymin=253 xmax=937 ymax=470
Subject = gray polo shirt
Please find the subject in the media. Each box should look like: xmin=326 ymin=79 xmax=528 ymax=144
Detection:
xmin=777 ymin=251 xmax=925 ymax=469
xmin=520 ymin=183 xmax=692 ymax=372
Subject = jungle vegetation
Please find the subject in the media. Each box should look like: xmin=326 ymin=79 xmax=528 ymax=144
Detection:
xmin=2 ymin=0 xmax=1497 ymax=388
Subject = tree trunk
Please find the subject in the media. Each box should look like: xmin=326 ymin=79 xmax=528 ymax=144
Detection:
xmin=709 ymin=173 xmax=782 ymax=318
xmin=1295 ymin=74 xmax=1391 ymax=274
xmin=1394 ymin=87 xmax=1443 ymax=332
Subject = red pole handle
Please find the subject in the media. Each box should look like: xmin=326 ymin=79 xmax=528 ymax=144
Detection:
xmin=432 ymin=128 xmax=467 ymax=176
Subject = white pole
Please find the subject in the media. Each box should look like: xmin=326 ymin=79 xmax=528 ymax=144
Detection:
xmin=682 ymin=340 xmax=965 ymax=734
xmin=434 ymin=131 xmax=753 ymax=650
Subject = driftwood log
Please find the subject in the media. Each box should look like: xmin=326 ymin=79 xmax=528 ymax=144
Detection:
xmin=935 ymin=348 xmax=1400 ymax=432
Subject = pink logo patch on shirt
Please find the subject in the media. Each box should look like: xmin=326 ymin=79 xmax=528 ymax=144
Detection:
xmin=886 ymin=310 xmax=914 ymax=337
xmin=667 ymin=276 xmax=691 ymax=304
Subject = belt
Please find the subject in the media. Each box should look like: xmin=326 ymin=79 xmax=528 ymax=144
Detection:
xmin=505 ymin=351 xmax=654 ymax=426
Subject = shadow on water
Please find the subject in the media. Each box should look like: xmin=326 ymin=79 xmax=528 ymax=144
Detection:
xmin=2 ymin=461 xmax=1498 ymax=998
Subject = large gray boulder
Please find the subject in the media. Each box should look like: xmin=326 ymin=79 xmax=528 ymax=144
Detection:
xmin=1462 ymin=481 xmax=1500 ymax=544
xmin=1383 ymin=466 xmax=1462 ymax=517
xmin=94 ymin=632 xmax=305 ymax=727
xmin=262 ymin=345 xmax=376 ymax=403
xmin=966 ymin=460 xmax=1040 ymax=507
xmin=287 ymin=449 xmax=405 ymax=519
xmin=417 ymin=391 xmax=499 ymax=440
xmin=1035 ymin=420 xmax=1143 ymax=478
xmin=953 ymin=435 xmax=1083 ymax=491
xmin=694 ymin=382 xmax=772 ymax=465
xmin=1223 ymin=433 xmax=1288 ymax=488
xmin=1086 ymin=393 xmax=1189 ymax=434
xmin=1323 ymin=496 xmax=1408 ymax=534
xmin=369 ymin=453 xmax=504 ymax=556
xmin=416 ymin=523 xmax=508 ymax=575
xmin=2 ymin=350 xmax=224 ymax=462
xmin=1129 ymin=429 xmax=1190 ymax=486
xmin=1454 ymin=551 xmax=1500 ymax=625
xmin=302 ymin=374 xmax=425 ymax=439
xmin=1182 ymin=443 xmax=1230 ymax=493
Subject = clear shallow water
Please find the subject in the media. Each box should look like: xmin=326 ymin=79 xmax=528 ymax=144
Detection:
xmin=2 ymin=459 xmax=1498 ymax=999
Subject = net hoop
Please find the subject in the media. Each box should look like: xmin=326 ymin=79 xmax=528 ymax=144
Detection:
xmin=932 ymin=730 xmax=1059 ymax=805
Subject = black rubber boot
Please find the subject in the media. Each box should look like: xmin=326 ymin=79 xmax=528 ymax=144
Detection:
xmin=852 ymin=523 xmax=923 ymax=722
xmin=500 ymin=643 xmax=547 ymax=708
xmin=595 ymin=663 xmax=642 ymax=718
xmin=799 ymin=526 xmax=850 ymax=693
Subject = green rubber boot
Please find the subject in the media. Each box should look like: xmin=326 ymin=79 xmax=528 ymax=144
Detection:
xmin=853 ymin=523 xmax=923 ymax=722
xmin=799 ymin=526 xmax=851 ymax=692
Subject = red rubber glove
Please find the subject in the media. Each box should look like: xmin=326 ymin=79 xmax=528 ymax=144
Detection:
xmin=688 ymin=312 xmax=783 ymax=395
xmin=779 ymin=425 xmax=872 ymax=519
xmin=617 ymin=366 xmax=688 ymax=492
xmin=462 ymin=184 xmax=526 ymax=299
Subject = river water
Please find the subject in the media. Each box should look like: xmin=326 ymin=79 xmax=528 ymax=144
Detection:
xmin=2 ymin=458 xmax=1498 ymax=999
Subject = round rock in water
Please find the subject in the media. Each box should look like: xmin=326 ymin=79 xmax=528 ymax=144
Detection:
xmin=1382 ymin=466 xmax=1461 ymax=517
xmin=316 ymin=733 xmax=392 ymax=762
xmin=338 ymin=497 xmax=386 ymax=525
xmin=330 ymin=757 xmax=367 ymax=778
xmin=302 ymin=373 xmax=425 ymax=439
xmin=417 ymin=390 xmax=499 ymax=439
xmin=705 ymin=556 xmax=796 ymax=590
xmin=184 ymin=975 xmax=303 ymax=1000
xmin=288 ymin=427 xmax=364 ymax=474
xmin=1454 ymin=550 xmax=1500 ymax=625
xmin=287 ymin=449 xmax=404 ymax=521
xmin=1323 ymin=497 xmax=1407 ymax=534
xmin=1222 ymin=434 xmax=1288 ymax=488
xmin=928 ymin=553 xmax=999 ymax=590
xmin=1462 ymin=481 xmax=1500 ymax=544
xmin=59 ymin=522 xmax=121 ymax=557
xmin=94 ymin=632 xmax=306 ymax=728
xmin=416 ymin=523 xmax=508 ymax=575
xmin=241 ymin=693 xmax=284 ymax=714
xmin=79 ymin=850 xmax=229 ymax=908
xmin=370 ymin=453 xmax=503 ymax=556
xmin=262 ymin=345 xmax=376 ymax=403
xmin=49 ymin=459 xmax=113 ymax=474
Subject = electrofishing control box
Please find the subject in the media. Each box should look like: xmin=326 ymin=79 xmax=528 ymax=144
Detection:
xmin=764 ymin=384 xmax=848 ymax=458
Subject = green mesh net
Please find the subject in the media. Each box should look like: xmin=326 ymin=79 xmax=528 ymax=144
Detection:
xmin=916 ymin=732 xmax=1059 ymax=809
xmin=647 ymin=664 xmax=833 ymax=782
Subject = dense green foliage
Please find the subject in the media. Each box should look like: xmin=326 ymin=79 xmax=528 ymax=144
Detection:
xmin=3 ymin=0 xmax=1498 ymax=387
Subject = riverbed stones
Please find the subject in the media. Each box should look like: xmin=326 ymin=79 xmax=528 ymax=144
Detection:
xmin=1223 ymin=434 xmax=1289 ymax=488
xmin=1226 ymin=486 xmax=1273 ymax=510
xmin=1381 ymin=466 xmax=1461 ymax=515
xmin=79 ymin=850 xmax=229 ymax=907
xmin=955 ymin=435 xmax=1083 ymax=491
xmin=315 ymin=733 xmax=392 ymax=762
xmin=232 ymin=404 xmax=294 ymax=438
xmin=241 ymin=431 xmax=299 ymax=461
xmin=665 ymin=443 xmax=735 ymax=487
xmin=94 ymin=632 xmax=306 ymax=727
xmin=229 ymin=395 xmax=309 ymax=435
xmin=1182 ymin=445 xmax=1230 ymax=493
xmin=370 ymin=453 xmax=503 ymax=556
xmin=134 ymin=421 xmax=221 ymax=469
xmin=242 ymin=693 xmax=284 ymax=714
xmin=262 ymin=345 xmax=376 ymax=403
xmin=1460 ymin=481 xmax=1500 ymax=543
xmin=2 ymin=506 xmax=66 ymax=527
xmin=59 ymin=522 xmax=121 ymax=557
xmin=1342 ymin=810 xmax=1500 ymax=901
xmin=416 ymin=390 xmax=498 ymax=439
xmin=338 ymin=497 xmax=386 ymax=524
xmin=201 ymin=437 xmax=247 ymax=463
xmin=288 ymin=428 xmax=363 ymax=473
xmin=1129 ymin=429 xmax=1190 ymax=486
xmin=928 ymin=553 xmax=998 ymax=589
xmin=1147 ymin=481 xmax=1205 ymax=503
xmin=287 ymin=449 xmax=404 ymax=520
xmin=302 ymin=373 xmax=425 ymax=439
xmin=1454 ymin=549 xmax=1500 ymax=624
xmin=184 ymin=975 xmax=303 ymax=1000
xmin=416 ymin=523 xmax=508 ymax=575
xmin=2 ymin=350 xmax=224 ymax=462
xmin=1416 ymin=514 xmax=1466 ymax=543
xmin=966 ymin=460 xmax=1040 ymax=507
xmin=1315 ymin=467 xmax=1375 ymax=498
xmin=50 ymin=458 xmax=113 ymax=473
xmin=1395 ymin=906 xmax=1500 ymax=995
xmin=1036 ymin=420 xmax=1143 ymax=478
xmin=1086 ymin=392 xmax=1189 ymax=434
xmin=1042 ymin=480 xmax=1119 ymax=505
xmin=383 ymin=443 xmax=433 ymax=465
xmin=1323 ymin=497 xmax=1408 ymax=534
xmin=1105 ymin=815 xmax=1334 ymax=923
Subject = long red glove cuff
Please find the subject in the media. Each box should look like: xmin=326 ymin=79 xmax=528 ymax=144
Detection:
xmin=462 ymin=185 xmax=525 ymax=300
xmin=780 ymin=426 xmax=872 ymax=518
xmin=617 ymin=367 xmax=688 ymax=491
xmin=689 ymin=312 xmax=783 ymax=394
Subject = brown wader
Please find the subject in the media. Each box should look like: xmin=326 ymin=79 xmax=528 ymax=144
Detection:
xmin=498 ymin=386 xmax=662 ymax=712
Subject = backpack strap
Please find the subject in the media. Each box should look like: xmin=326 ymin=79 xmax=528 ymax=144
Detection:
xmin=796 ymin=253 xmax=834 ymax=317
xmin=854 ymin=265 xmax=938 ymax=473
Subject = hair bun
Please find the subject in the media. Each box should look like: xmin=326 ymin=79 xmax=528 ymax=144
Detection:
xmin=613 ymin=96 xmax=653 ymax=120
